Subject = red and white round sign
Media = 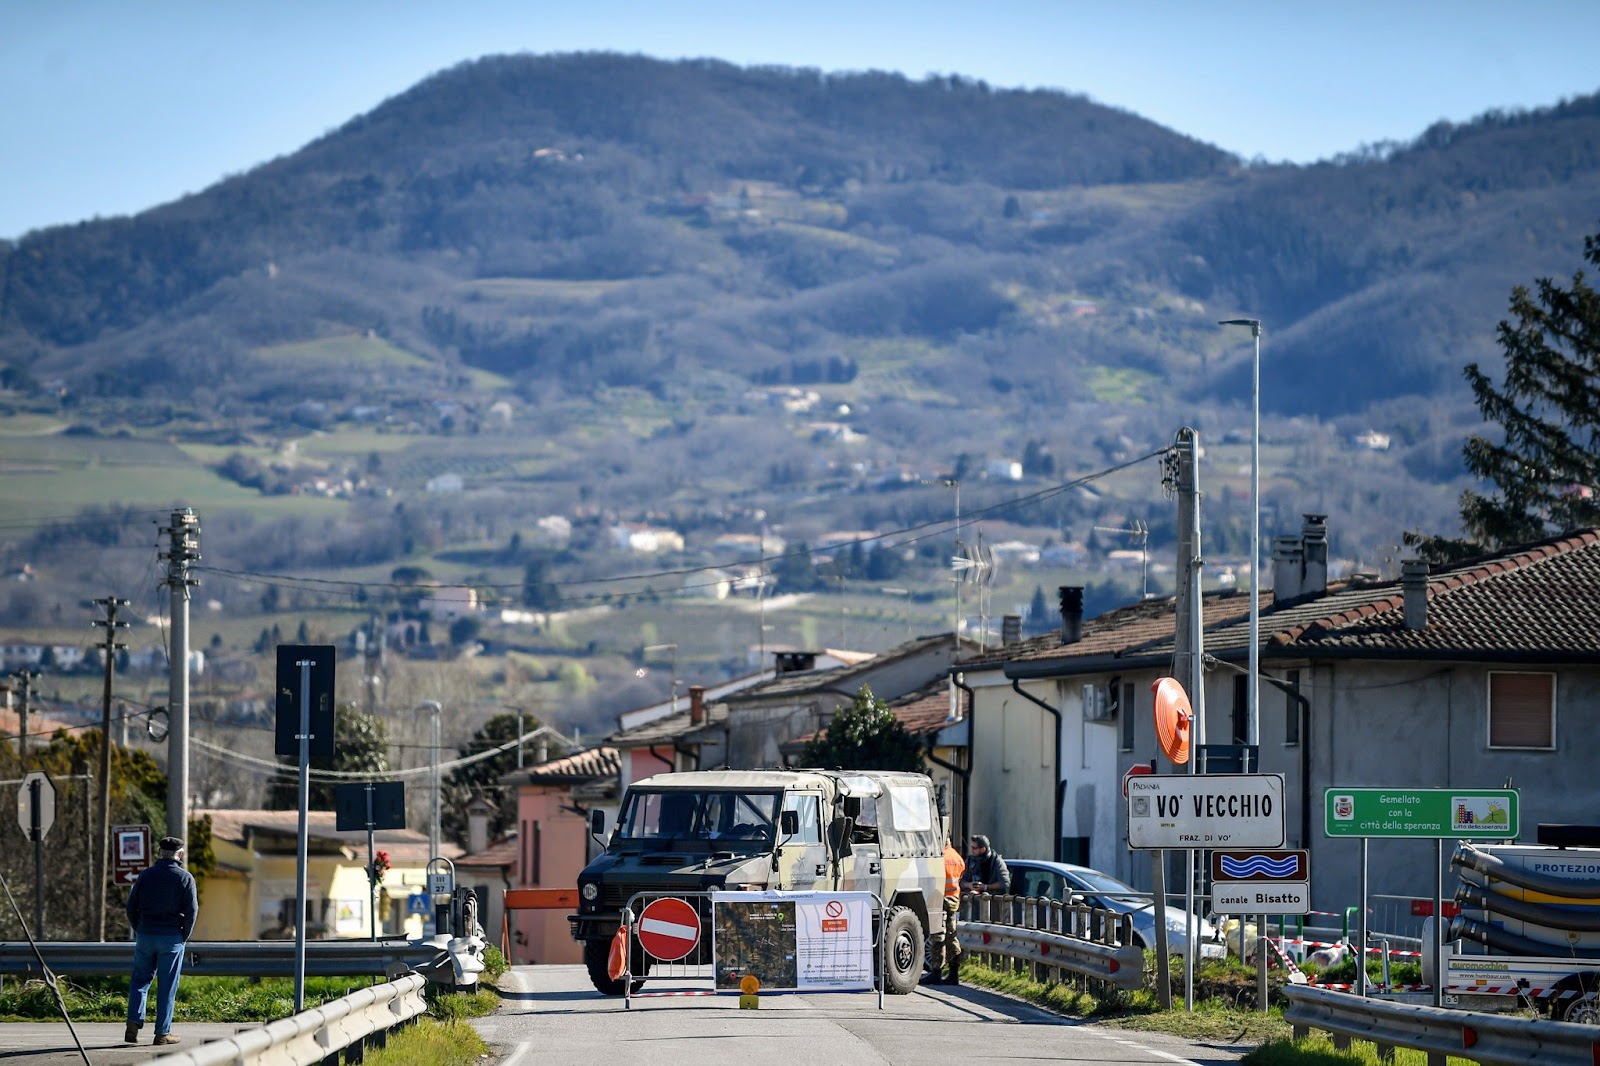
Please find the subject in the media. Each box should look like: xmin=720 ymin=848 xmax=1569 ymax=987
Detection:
xmin=638 ymin=897 xmax=700 ymax=961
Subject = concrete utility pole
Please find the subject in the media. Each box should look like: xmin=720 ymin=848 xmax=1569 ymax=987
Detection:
xmin=10 ymin=669 xmax=38 ymax=763
xmin=160 ymin=509 xmax=201 ymax=848
xmin=92 ymin=596 xmax=129 ymax=942
xmin=1171 ymin=427 xmax=1208 ymax=1011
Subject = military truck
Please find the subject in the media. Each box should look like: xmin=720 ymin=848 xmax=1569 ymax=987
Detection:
xmin=568 ymin=768 xmax=946 ymax=996
xmin=1445 ymin=825 xmax=1600 ymax=1023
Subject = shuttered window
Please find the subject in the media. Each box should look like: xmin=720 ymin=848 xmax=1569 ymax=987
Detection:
xmin=1487 ymin=672 xmax=1555 ymax=749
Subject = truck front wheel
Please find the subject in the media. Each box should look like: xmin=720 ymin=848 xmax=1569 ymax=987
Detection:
xmin=884 ymin=907 xmax=925 ymax=995
xmin=582 ymin=937 xmax=649 ymax=996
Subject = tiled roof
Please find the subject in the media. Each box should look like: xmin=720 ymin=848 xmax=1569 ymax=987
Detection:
xmin=197 ymin=808 xmax=456 ymax=863
xmin=519 ymin=745 xmax=620 ymax=784
xmin=455 ymin=832 xmax=518 ymax=870
xmin=731 ymin=634 xmax=972 ymax=702
xmin=972 ymin=529 xmax=1600 ymax=677
xmin=609 ymin=704 xmax=729 ymax=748
xmin=781 ymin=679 xmax=959 ymax=752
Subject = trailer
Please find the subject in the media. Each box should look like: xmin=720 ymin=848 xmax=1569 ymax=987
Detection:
xmin=1444 ymin=824 xmax=1600 ymax=1024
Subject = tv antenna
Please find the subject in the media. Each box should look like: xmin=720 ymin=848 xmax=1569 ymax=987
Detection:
xmin=1094 ymin=519 xmax=1150 ymax=600
xmin=950 ymin=531 xmax=997 ymax=649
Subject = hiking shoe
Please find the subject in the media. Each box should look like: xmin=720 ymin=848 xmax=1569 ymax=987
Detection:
xmin=153 ymin=1034 xmax=181 ymax=1046
xmin=124 ymin=1025 xmax=139 ymax=1045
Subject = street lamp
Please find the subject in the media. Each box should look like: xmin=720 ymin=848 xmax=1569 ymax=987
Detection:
xmin=643 ymin=644 xmax=678 ymax=715
xmin=1219 ymin=318 xmax=1263 ymax=751
xmin=417 ymin=700 xmax=442 ymax=859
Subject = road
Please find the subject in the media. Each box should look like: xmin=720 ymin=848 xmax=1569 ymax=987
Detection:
xmin=474 ymin=965 xmax=1256 ymax=1066
xmin=0 ymin=967 xmax=1257 ymax=1065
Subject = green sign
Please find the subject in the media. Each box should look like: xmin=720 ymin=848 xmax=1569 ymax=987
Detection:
xmin=1324 ymin=788 xmax=1519 ymax=839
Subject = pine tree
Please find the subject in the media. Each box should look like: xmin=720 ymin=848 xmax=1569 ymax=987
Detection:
xmin=1414 ymin=225 xmax=1600 ymax=560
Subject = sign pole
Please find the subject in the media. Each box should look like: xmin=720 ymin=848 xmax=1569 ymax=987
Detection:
xmin=1358 ymin=839 xmax=1368 ymax=997
xmin=30 ymin=778 xmax=43 ymax=935
xmin=1433 ymin=839 xmax=1444 ymax=1007
xmin=366 ymin=784 xmax=377 ymax=942
xmin=293 ymin=658 xmax=311 ymax=1013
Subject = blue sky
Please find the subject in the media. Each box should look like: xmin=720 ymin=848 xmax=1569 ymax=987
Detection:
xmin=4 ymin=0 xmax=1597 ymax=240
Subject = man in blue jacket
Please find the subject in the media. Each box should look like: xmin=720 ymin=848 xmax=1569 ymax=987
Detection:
xmin=125 ymin=836 xmax=199 ymax=1046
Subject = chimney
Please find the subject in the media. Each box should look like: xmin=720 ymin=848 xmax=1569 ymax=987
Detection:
xmin=467 ymin=798 xmax=491 ymax=854
xmin=1272 ymin=535 xmax=1303 ymax=603
xmin=1001 ymin=614 xmax=1022 ymax=646
xmin=688 ymin=685 xmax=706 ymax=725
xmin=1058 ymin=586 xmax=1083 ymax=645
xmin=1301 ymin=514 xmax=1328 ymax=598
xmin=1401 ymin=559 xmax=1429 ymax=630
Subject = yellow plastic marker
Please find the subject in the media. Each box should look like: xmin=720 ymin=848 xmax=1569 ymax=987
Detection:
xmin=739 ymin=973 xmax=761 ymax=1008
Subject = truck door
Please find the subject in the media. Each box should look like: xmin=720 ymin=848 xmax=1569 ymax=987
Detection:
xmin=775 ymin=792 xmax=827 ymax=889
xmin=841 ymin=794 xmax=882 ymax=896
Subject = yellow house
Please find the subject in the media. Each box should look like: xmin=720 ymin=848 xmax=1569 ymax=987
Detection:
xmin=195 ymin=809 xmax=458 ymax=941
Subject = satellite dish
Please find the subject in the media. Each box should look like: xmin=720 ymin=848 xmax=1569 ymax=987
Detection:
xmin=1151 ymin=677 xmax=1192 ymax=765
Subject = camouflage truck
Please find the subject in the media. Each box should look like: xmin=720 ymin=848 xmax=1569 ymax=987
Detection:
xmin=569 ymin=768 xmax=945 ymax=995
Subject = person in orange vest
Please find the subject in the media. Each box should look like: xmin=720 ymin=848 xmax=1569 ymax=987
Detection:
xmin=926 ymin=840 xmax=966 ymax=986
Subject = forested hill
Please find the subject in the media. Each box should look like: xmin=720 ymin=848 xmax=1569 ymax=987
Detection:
xmin=1 ymin=52 xmax=1598 ymax=439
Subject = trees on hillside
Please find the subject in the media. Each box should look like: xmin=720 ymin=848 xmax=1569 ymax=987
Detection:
xmin=1412 ymin=224 xmax=1600 ymax=561
xmin=800 ymin=687 xmax=925 ymax=773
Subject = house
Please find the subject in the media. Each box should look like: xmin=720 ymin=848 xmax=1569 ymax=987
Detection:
xmin=453 ymin=796 xmax=515 ymax=955
xmin=673 ymin=635 xmax=980 ymax=770
xmin=952 ymin=517 xmax=1600 ymax=922
xmin=194 ymin=809 xmax=451 ymax=941
xmin=499 ymin=746 xmax=621 ymax=965
xmin=780 ymin=677 xmax=971 ymax=841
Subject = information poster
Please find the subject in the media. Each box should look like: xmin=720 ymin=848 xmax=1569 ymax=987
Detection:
xmin=712 ymin=890 xmax=875 ymax=991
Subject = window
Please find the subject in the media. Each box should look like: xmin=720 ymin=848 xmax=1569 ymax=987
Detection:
xmin=1488 ymin=672 xmax=1555 ymax=749
xmin=1284 ymin=669 xmax=1301 ymax=746
xmin=1231 ymin=675 xmax=1249 ymax=744
xmin=781 ymin=792 xmax=823 ymax=844
xmin=1120 ymin=681 xmax=1136 ymax=751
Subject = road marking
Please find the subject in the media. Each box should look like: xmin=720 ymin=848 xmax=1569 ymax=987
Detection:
xmin=498 ymin=1041 xmax=531 ymax=1066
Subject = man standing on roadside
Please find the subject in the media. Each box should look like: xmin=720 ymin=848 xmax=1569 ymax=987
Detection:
xmin=927 ymin=839 xmax=966 ymax=986
xmin=962 ymin=835 xmax=1010 ymax=895
xmin=125 ymin=836 xmax=198 ymax=1046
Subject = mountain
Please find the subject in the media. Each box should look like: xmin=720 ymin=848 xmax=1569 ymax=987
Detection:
xmin=2 ymin=52 xmax=1599 ymax=592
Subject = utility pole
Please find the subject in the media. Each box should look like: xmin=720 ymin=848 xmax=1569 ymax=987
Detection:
xmin=92 ymin=596 xmax=129 ymax=942
xmin=160 ymin=509 xmax=201 ymax=848
xmin=10 ymin=669 xmax=38 ymax=764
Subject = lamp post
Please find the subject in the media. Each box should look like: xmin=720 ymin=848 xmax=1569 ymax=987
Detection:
xmin=418 ymin=700 xmax=442 ymax=859
xmin=643 ymin=644 xmax=678 ymax=714
xmin=1219 ymin=318 xmax=1263 ymax=749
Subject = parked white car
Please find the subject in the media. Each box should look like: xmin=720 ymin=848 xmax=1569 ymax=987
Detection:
xmin=1006 ymin=858 xmax=1226 ymax=960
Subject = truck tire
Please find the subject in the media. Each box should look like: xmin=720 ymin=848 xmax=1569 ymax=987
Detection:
xmin=582 ymin=937 xmax=649 ymax=996
xmin=884 ymin=906 xmax=925 ymax=995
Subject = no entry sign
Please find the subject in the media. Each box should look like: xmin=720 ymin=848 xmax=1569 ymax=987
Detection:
xmin=638 ymin=897 xmax=700 ymax=961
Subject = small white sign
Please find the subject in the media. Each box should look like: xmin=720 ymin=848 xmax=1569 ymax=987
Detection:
xmin=427 ymin=872 xmax=453 ymax=896
xmin=1212 ymin=881 xmax=1310 ymax=915
xmin=1126 ymin=773 xmax=1285 ymax=849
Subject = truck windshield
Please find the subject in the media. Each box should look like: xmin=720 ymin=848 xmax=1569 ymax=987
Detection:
xmin=617 ymin=790 xmax=781 ymax=843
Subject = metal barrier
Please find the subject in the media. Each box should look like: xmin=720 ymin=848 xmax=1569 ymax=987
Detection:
xmin=620 ymin=889 xmax=888 ymax=1008
xmin=160 ymin=972 xmax=428 ymax=1066
xmin=1283 ymin=983 xmax=1600 ymax=1066
xmin=958 ymin=894 xmax=1143 ymax=991
xmin=0 ymin=938 xmax=483 ymax=987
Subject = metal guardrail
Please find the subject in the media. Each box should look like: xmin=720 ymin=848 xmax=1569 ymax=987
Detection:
xmin=161 ymin=972 xmax=428 ymax=1066
xmin=958 ymin=894 xmax=1143 ymax=990
xmin=0 ymin=938 xmax=484 ymax=987
xmin=1283 ymin=983 xmax=1600 ymax=1066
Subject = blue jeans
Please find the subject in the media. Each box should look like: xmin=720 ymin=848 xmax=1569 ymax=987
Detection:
xmin=127 ymin=932 xmax=186 ymax=1035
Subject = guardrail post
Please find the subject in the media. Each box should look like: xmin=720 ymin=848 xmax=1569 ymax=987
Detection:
xmin=1374 ymin=1042 xmax=1394 ymax=1062
xmin=1331 ymin=1033 xmax=1350 ymax=1051
xmin=1425 ymin=1054 xmax=1445 ymax=1066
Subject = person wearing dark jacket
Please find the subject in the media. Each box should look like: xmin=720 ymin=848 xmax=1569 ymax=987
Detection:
xmin=125 ymin=836 xmax=199 ymax=1046
xmin=961 ymin=835 xmax=1011 ymax=895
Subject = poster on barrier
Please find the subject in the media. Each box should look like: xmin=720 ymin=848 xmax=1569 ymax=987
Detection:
xmin=712 ymin=890 xmax=874 ymax=992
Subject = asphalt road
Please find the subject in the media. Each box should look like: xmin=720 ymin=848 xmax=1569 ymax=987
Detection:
xmin=0 ymin=967 xmax=1258 ymax=1065
xmin=473 ymin=965 xmax=1257 ymax=1066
